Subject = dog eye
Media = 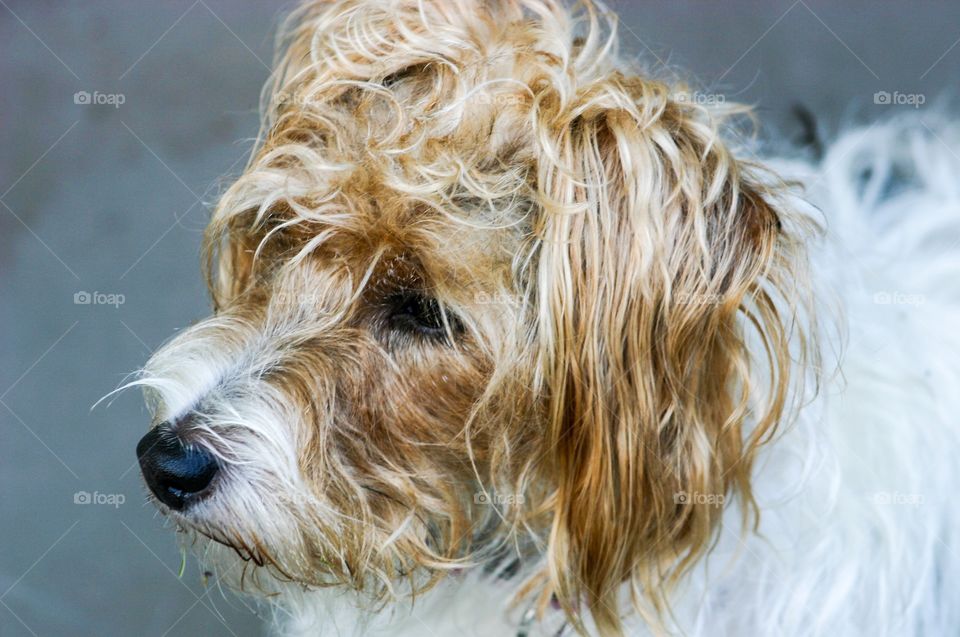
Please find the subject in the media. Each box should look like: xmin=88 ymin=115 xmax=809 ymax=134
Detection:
xmin=386 ymin=292 xmax=461 ymax=340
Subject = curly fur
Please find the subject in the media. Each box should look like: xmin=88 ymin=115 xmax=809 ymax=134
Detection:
xmin=130 ymin=1 xmax=960 ymax=635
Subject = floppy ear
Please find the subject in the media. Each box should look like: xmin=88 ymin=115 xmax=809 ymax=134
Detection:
xmin=533 ymin=79 xmax=812 ymax=633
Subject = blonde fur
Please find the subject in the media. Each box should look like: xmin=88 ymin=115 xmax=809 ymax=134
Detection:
xmin=131 ymin=1 xmax=960 ymax=636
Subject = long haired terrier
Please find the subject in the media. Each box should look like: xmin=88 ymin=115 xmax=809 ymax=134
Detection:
xmin=132 ymin=0 xmax=960 ymax=634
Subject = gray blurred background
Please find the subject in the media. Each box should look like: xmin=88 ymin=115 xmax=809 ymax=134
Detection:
xmin=1 ymin=1 xmax=958 ymax=635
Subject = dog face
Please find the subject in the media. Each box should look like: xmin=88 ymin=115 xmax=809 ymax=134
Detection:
xmin=136 ymin=0 xmax=812 ymax=632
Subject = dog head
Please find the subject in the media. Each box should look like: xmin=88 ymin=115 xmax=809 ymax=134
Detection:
xmin=136 ymin=0 xmax=814 ymax=632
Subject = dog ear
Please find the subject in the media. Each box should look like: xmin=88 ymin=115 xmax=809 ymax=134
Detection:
xmin=532 ymin=81 xmax=813 ymax=632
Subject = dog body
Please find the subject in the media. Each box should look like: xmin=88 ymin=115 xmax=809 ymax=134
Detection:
xmin=133 ymin=1 xmax=960 ymax=635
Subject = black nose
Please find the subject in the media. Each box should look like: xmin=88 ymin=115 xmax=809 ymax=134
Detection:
xmin=136 ymin=425 xmax=219 ymax=510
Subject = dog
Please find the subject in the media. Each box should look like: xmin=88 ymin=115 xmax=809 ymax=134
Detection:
xmin=132 ymin=0 xmax=960 ymax=635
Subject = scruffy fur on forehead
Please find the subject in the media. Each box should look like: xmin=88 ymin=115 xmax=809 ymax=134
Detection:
xmin=143 ymin=0 xmax=817 ymax=634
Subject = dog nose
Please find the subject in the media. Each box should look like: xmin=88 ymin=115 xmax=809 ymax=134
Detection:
xmin=136 ymin=424 xmax=219 ymax=510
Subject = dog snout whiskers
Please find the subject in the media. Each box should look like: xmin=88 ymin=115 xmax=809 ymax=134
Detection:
xmin=136 ymin=418 xmax=220 ymax=511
